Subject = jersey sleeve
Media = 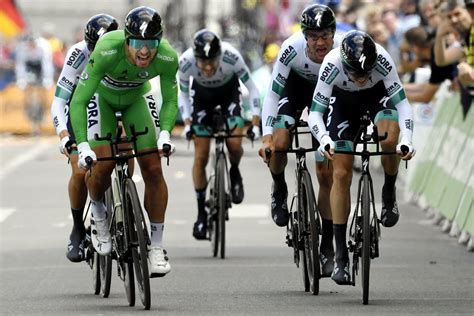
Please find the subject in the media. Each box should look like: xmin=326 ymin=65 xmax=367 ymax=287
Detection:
xmin=232 ymin=51 xmax=261 ymax=117
xmin=50 ymin=44 xmax=87 ymax=135
xmin=308 ymin=57 xmax=339 ymax=142
xmin=157 ymin=47 xmax=179 ymax=133
xmin=261 ymin=44 xmax=293 ymax=136
xmin=178 ymin=54 xmax=193 ymax=121
xmin=69 ymin=43 xmax=109 ymax=144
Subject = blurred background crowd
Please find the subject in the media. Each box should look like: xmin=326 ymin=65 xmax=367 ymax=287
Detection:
xmin=0 ymin=0 xmax=473 ymax=135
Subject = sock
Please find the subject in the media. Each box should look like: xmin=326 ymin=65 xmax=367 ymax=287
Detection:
xmin=150 ymin=222 xmax=164 ymax=248
xmin=271 ymin=171 xmax=286 ymax=192
xmin=383 ymin=172 xmax=397 ymax=191
xmin=320 ymin=218 xmax=334 ymax=254
xmin=91 ymin=199 xmax=106 ymax=219
xmin=333 ymin=223 xmax=348 ymax=261
xmin=230 ymin=164 xmax=241 ymax=179
xmin=71 ymin=208 xmax=85 ymax=234
xmin=196 ymin=188 xmax=207 ymax=221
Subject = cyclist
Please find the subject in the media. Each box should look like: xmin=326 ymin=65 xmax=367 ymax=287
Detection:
xmin=70 ymin=6 xmax=178 ymax=277
xmin=308 ymin=30 xmax=415 ymax=285
xmin=15 ymin=32 xmax=54 ymax=135
xmin=178 ymin=29 xmax=261 ymax=240
xmin=259 ymin=4 xmax=340 ymax=276
xmin=50 ymin=14 xmax=118 ymax=262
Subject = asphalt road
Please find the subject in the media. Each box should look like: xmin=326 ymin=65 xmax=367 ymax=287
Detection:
xmin=0 ymin=135 xmax=473 ymax=315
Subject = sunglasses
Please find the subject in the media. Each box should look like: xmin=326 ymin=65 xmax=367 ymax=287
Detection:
xmin=128 ymin=38 xmax=160 ymax=50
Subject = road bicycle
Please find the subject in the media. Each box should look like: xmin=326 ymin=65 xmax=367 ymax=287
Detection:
xmin=265 ymin=119 xmax=321 ymax=295
xmin=188 ymin=106 xmax=254 ymax=259
xmin=333 ymin=113 xmax=408 ymax=305
xmin=84 ymin=124 xmax=170 ymax=310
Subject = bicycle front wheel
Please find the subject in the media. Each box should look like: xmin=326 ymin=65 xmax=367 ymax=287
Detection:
xmin=216 ymin=153 xmax=227 ymax=259
xmin=125 ymin=179 xmax=151 ymax=310
xmin=361 ymin=174 xmax=371 ymax=305
xmin=301 ymin=171 xmax=320 ymax=295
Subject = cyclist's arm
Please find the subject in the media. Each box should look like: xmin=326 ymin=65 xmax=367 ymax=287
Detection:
xmin=69 ymin=50 xmax=106 ymax=144
xmin=261 ymin=46 xmax=292 ymax=136
xmin=177 ymin=54 xmax=192 ymax=124
xmin=158 ymin=50 xmax=179 ymax=133
xmin=51 ymin=43 xmax=87 ymax=137
xmin=234 ymin=55 xmax=261 ymax=119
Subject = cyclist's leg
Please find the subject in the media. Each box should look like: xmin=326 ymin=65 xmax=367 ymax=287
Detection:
xmin=123 ymin=89 xmax=171 ymax=274
xmin=371 ymin=82 xmax=401 ymax=227
xmin=86 ymin=93 xmax=117 ymax=255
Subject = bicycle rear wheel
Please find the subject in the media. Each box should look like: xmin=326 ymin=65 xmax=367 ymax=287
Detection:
xmin=301 ymin=171 xmax=320 ymax=295
xmin=92 ymin=251 xmax=101 ymax=295
xmin=125 ymin=179 xmax=151 ymax=310
xmin=208 ymin=174 xmax=219 ymax=257
xmin=216 ymin=153 xmax=227 ymax=259
xmin=361 ymin=174 xmax=371 ymax=305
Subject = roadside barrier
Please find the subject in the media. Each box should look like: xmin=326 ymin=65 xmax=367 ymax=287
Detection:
xmin=407 ymin=86 xmax=473 ymax=252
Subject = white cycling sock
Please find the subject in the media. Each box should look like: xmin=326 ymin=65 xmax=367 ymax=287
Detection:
xmin=150 ymin=222 xmax=164 ymax=248
xmin=91 ymin=199 xmax=106 ymax=219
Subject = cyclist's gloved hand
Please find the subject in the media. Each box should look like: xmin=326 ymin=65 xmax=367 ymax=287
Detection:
xmin=396 ymin=137 xmax=416 ymax=160
xmin=248 ymin=125 xmax=261 ymax=140
xmin=77 ymin=142 xmax=96 ymax=169
xmin=157 ymin=130 xmax=176 ymax=156
xmin=59 ymin=135 xmax=75 ymax=156
xmin=318 ymin=134 xmax=335 ymax=159
xmin=183 ymin=124 xmax=193 ymax=140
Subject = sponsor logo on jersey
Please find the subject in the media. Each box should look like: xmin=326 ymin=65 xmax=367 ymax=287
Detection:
xmin=146 ymin=94 xmax=160 ymax=128
xmin=80 ymin=72 xmax=89 ymax=81
xmin=88 ymin=58 xmax=95 ymax=67
xmin=319 ymin=62 xmax=339 ymax=84
xmin=279 ymin=45 xmax=296 ymax=66
xmin=223 ymin=50 xmax=238 ymax=65
xmin=237 ymin=69 xmax=250 ymax=82
xmin=180 ymin=59 xmax=192 ymax=73
xmin=67 ymin=48 xmax=84 ymax=69
xmin=313 ymin=91 xmax=330 ymax=105
xmin=157 ymin=54 xmax=174 ymax=62
xmin=271 ymin=73 xmax=286 ymax=95
xmin=100 ymin=49 xmax=117 ymax=56
xmin=375 ymin=54 xmax=392 ymax=76
xmin=405 ymin=119 xmax=413 ymax=131
xmin=385 ymin=82 xmax=401 ymax=97
xmin=87 ymin=95 xmax=99 ymax=129
xmin=138 ymin=71 xmax=149 ymax=79
xmin=59 ymin=76 xmax=75 ymax=92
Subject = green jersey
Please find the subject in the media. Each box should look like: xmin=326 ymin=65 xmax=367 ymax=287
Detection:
xmin=70 ymin=30 xmax=179 ymax=145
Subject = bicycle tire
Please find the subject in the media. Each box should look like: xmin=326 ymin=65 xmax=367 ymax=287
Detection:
xmin=217 ymin=153 xmax=227 ymax=259
xmin=297 ymin=175 xmax=310 ymax=292
xmin=122 ymin=259 xmax=135 ymax=306
xmin=100 ymin=188 xmax=114 ymax=298
xmin=125 ymin=179 xmax=151 ymax=310
xmin=301 ymin=171 xmax=320 ymax=295
xmin=361 ymin=174 xmax=371 ymax=305
xmin=208 ymin=174 xmax=219 ymax=257
xmin=92 ymin=251 xmax=101 ymax=295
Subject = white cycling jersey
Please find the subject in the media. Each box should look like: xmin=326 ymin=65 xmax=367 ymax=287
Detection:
xmin=178 ymin=41 xmax=260 ymax=121
xmin=261 ymin=31 xmax=342 ymax=136
xmin=50 ymin=40 xmax=90 ymax=135
xmin=308 ymin=43 xmax=414 ymax=143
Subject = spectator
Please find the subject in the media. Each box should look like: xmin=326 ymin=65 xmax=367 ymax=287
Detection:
xmin=403 ymin=26 xmax=457 ymax=103
xmin=434 ymin=0 xmax=473 ymax=117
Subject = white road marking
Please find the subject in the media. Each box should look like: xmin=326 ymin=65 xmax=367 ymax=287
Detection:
xmin=0 ymin=208 xmax=15 ymax=223
xmin=0 ymin=143 xmax=50 ymax=180
xmin=229 ymin=204 xmax=269 ymax=218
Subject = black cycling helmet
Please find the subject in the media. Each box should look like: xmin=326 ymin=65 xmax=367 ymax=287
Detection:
xmin=193 ymin=29 xmax=221 ymax=59
xmin=300 ymin=4 xmax=336 ymax=34
xmin=340 ymin=30 xmax=377 ymax=77
xmin=84 ymin=14 xmax=119 ymax=51
xmin=124 ymin=6 xmax=163 ymax=41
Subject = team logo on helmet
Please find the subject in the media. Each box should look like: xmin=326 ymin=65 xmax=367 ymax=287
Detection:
xmin=315 ymin=11 xmax=322 ymax=27
xmin=140 ymin=22 xmax=148 ymax=38
xmin=359 ymin=54 xmax=367 ymax=70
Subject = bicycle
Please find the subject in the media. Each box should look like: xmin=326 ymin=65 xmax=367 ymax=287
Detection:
xmin=85 ymin=124 xmax=170 ymax=310
xmin=187 ymin=106 xmax=254 ymax=259
xmin=265 ymin=119 xmax=321 ymax=295
xmin=333 ymin=113 xmax=408 ymax=305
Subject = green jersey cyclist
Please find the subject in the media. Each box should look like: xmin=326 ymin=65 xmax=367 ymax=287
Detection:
xmin=70 ymin=6 xmax=179 ymax=277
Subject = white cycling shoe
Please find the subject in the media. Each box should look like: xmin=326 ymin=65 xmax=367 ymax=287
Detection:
xmin=90 ymin=213 xmax=112 ymax=256
xmin=148 ymin=247 xmax=171 ymax=278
